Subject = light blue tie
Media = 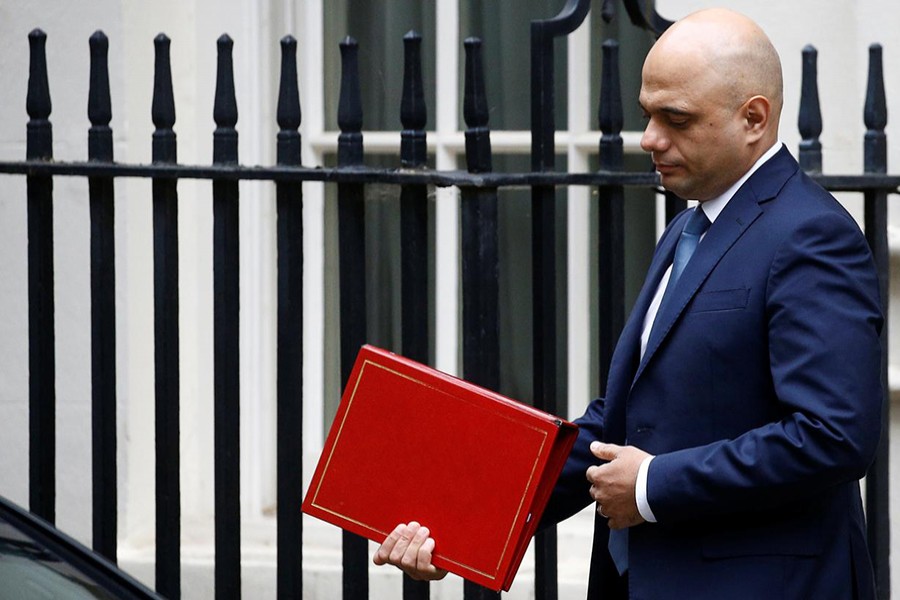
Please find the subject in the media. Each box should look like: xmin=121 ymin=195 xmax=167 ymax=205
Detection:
xmin=668 ymin=206 xmax=711 ymax=287
xmin=645 ymin=207 xmax=711 ymax=351
xmin=608 ymin=527 xmax=629 ymax=575
xmin=608 ymin=207 xmax=711 ymax=575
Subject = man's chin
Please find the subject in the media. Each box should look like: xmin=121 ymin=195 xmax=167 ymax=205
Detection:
xmin=658 ymin=174 xmax=689 ymax=197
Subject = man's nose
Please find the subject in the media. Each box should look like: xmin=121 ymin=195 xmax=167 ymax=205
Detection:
xmin=640 ymin=121 xmax=666 ymax=153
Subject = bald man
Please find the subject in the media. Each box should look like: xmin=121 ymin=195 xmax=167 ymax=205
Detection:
xmin=375 ymin=8 xmax=882 ymax=599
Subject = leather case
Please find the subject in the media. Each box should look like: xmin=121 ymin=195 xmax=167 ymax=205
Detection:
xmin=302 ymin=345 xmax=578 ymax=591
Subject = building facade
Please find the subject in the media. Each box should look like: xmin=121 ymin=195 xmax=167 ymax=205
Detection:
xmin=0 ymin=0 xmax=896 ymax=597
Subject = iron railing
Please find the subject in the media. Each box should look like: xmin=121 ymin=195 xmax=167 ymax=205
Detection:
xmin=0 ymin=1 xmax=895 ymax=599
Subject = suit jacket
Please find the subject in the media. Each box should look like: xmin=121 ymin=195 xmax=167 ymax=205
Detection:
xmin=542 ymin=147 xmax=883 ymax=599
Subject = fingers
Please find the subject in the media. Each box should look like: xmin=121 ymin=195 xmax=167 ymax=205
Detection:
xmin=590 ymin=441 xmax=621 ymax=462
xmin=414 ymin=534 xmax=437 ymax=573
xmin=586 ymin=442 xmax=650 ymax=530
xmin=395 ymin=522 xmax=427 ymax=569
xmin=373 ymin=522 xmax=449 ymax=582
xmin=373 ymin=522 xmax=408 ymax=565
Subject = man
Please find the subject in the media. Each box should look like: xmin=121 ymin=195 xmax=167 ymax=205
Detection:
xmin=375 ymin=8 xmax=883 ymax=599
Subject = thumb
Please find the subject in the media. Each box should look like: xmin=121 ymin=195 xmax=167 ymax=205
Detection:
xmin=590 ymin=441 xmax=621 ymax=461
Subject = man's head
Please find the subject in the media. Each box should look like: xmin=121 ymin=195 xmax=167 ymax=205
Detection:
xmin=639 ymin=8 xmax=783 ymax=201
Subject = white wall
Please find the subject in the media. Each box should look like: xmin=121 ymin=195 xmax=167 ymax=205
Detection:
xmin=0 ymin=0 xmax=128 ymax=550
xmin=0 ymin=0 xmax=286 ymax=594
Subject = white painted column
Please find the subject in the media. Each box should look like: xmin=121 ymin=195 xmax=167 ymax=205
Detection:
xmin=298 ymin=0 xmax=327 ymax=487
xmin=434 ymin=0 xmax=461 ymax=377
xmin=566 ymin=18 xmax=592 ymax=420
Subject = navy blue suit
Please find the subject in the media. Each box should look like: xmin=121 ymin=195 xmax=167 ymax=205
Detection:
xmin=543 ymin=147 xmax=883 ymax=599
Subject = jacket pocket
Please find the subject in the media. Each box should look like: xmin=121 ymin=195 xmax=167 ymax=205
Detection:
xmin=702 ymin=508 xmax=823 ymax=558
xmin=691 ymin=287 xmax=750 ymax=313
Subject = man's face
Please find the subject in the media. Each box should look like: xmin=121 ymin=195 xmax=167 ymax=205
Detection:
xmin=638 ymin=54 xmax=752 ymax=202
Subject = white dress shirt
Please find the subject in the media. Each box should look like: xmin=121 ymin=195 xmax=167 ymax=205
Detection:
xmin=635 ymin=141 xmax=782 ymax=523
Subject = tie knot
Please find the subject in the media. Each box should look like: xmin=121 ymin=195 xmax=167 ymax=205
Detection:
xmin=683 ymin=207 xmax=711 ymax=236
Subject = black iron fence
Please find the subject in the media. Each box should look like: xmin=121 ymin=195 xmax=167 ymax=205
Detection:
xmin=0 ymin=1 xmax=896 ymax=599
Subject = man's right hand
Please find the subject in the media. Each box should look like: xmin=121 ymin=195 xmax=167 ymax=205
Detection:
xmin=372 ymin=522 xmax=449 ymax=582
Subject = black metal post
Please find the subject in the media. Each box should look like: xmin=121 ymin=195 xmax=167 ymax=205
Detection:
xmin=798 ymin=45 xmax=823 ymax=173
xmin=616 ymin=4 xmax=678 ymax=225
xmin=596 ymin=39 xmax=626 ymax=397
xmin=459 ymin=39 xmax=502 ymax=600
xmin=337 ymin=36 xmax=369 ymax=600
xmin=275 ymin=34 xmax=304 ymax=600
xmin=400 ymin=30 xmax=430 ymax=600
xmin=400 ymin=30 xmax=429 ymax=365
xmin=26 ymin=27 xmax=56 ymax=527
xmin=212 ymin=34 xmax=241 ymax=600
xmin=529 ymin=4 xmax=590 ymax=600
xmin=587 ymin=38 xmax=630 ymax=600
xmin=862 ymin=43 xmax=891 ymax=600
xmin=88 ymin=29 xmax=117 ymax=563
xmin=461 ymin=36 xmax=499 ymax=395
xmin=663 ymin=190 xmax=685 ymax=224
xmin=152 ymin=33 xmax=181 ymax=600
xmin=460 ymin=39 xmax=500 ymax=600
xmin=620 ymin=0 xmax=674 ymax=36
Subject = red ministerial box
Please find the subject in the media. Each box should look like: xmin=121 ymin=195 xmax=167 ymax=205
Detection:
xmin=302 ymin=345 xmax=578 ymax=592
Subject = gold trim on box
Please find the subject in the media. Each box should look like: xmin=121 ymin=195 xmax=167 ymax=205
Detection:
xmin=310 ymin=358 xmax=550 ymax=582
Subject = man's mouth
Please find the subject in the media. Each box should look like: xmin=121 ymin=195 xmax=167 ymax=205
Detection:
xmin=654 ymin=162 xmax=679 ymax=175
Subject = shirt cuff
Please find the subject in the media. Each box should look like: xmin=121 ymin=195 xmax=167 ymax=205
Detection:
xmin=635 ymin=455 xmax=658 ymax=523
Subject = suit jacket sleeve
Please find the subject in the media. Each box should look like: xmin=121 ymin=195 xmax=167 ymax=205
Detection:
xmin=647 ymin=210 xmax=883 ymax=523
xmin=539 ymin=396 xmax=606 ymax=528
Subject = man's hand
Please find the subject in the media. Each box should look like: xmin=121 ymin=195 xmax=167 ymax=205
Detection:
xmin=586 ymin=442 xmax=650 ymax=530
xmin=373 ymin=522 xmax=449 ymax=582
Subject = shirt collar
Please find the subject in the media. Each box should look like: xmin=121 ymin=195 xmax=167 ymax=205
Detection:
xmin=697 ymin=141 xmax=782 ymax=223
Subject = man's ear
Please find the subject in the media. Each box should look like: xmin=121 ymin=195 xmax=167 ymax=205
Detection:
xmin=744 ymin=95 xmax=771 ymax=140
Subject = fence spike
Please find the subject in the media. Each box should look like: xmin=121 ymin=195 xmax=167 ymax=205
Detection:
xmin=27 ymin=29 xmax=52 ymax=123
xmin=601 ymin=0 xmax=616 ymax=24
xmin=864 ymin=44 xmax=887 ymax=175
xmin=599 ymin=39 xmax=623 ymax=170
xmin=152 ymin=34 xmax=176 ymax=132
xmin=463 ymin=37 xmax=492 ymax=173
xmin=27 ymin=29 xmax=53 ymax=162
xmin=277 ymin=35 xmax=302 ymax=133
xmin=214 ymin=34 xmax=238 ymax=130
xmin=865 ymin=44 xmax=888 ymax=134
xmin=798 ymin=45 xmax=823 ymax=173
xmin=88 ymin=31 xmax=112 ymax=129
xmin=277 ymin=35 xmax=302 ymax=167
xmin=401 ymin=30 xmax=427 ymax=167
xmin=338 ymin=36 xmax=363 ymax=166
xmin=213 ymin=34 xmax=238 ymax=165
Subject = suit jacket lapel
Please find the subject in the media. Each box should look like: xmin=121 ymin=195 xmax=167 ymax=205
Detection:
xmin=633 ymin=146 xmax=798 ymax=383
xmin=596 ymin=213 xmax=684 ymax=444
xmin=610 ymin=213 xmax=683 ymax=377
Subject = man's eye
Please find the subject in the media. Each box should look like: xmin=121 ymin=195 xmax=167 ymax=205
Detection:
xmin=669 ymin=119 xmax=688 ymax=128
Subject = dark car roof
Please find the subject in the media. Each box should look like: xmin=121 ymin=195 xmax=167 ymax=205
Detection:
xmin=0 ymin=495 xmax=162 ymax=599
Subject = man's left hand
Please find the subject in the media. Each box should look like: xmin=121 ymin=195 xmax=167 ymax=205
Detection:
xmin=586 ymin=442 xmax=650 ymax=530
